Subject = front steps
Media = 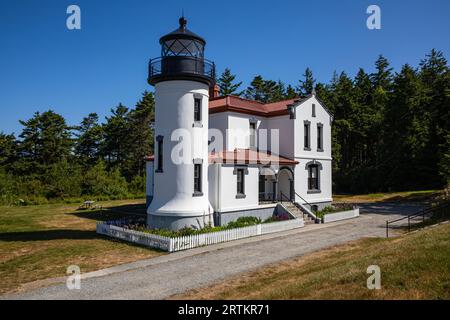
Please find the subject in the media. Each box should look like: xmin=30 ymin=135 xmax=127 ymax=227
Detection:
xmin=282 ymin=202 xmax=316 ymax=225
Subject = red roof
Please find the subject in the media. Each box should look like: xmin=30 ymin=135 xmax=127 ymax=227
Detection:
xmin=209 ymin=95 xmax=299 ymax=117
xmin=209 ymin=149 xmax=298 ymax=165
xmin=146 ymin=149 xmax=298 ymax=166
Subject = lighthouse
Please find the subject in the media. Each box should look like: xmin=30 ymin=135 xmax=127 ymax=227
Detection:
xmin=147 ymin=17 xmax=216 ymax=230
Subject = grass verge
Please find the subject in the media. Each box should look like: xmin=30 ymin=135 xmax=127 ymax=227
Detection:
xmin=0 ymin=199 xmax=163 ymax=294
xmin=173 ymin=222 xmax=450 ymax=300
xmin=333 ymin=190 xmax=442 ymax=203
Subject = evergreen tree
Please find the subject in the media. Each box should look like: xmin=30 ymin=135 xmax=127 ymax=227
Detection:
xmin=74 ymin=113 xmax=103 ymax=168
xmin=383 ymin=64 xmax=429 ymax=189
xmin=217 ymin=68 xmax=243 ymax=96
xmin=245 ymin=75 xmax=267 ymax=102
xmin=124 ymin=91 xmax=155 ymax=179
xmin=285 ymin=85 xmax=298 ymax=99
xmin=419 ymin=49 xmax=450 ymax=186
xmin=245 ymin=76 xmax=290 ymax=103
xmin=102 ymin=104 xmax=130 ymax=170
xmin=0 ymin=132 xmax=17 ymax=169
xmin=371 ymin=55 xmax=394 ymax=90
xmin=17 ymin=111 xmax=73 ymax=174
xmin=297 ymin=67 xmax=316 ymax=96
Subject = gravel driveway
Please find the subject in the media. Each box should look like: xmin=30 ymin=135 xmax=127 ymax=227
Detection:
xmin=3 ymin=202 xmax=425 ymax=300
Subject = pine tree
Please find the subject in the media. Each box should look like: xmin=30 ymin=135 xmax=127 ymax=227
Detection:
xmin=124 ymin=91 xmax=155 ymax=179
xmin=102 ymin=104 xmax=130 ymax=170
xmin=285 ymin=85 xmax=298 ymax=99
xmin=419 ymin=49 xmax=450 ymax=186
xmin=383 ymin=64 xmax=429 ymax=189
xmin=371 ymin=55 xmax=393 ymax=90
xmin=0 ymin=132 xmax=17 ymax=170
xmin=217 ymin=68 xmax=243 ymax=96
xmin=74 ymin=113 xmax=103 ymax=168
xmin=17 ymin=111 xmax=72 ymax=174
xmin=245 ymin=75 xmax=267 ymax=102
xmin=297 ymin=68 xmax=316 ymax=96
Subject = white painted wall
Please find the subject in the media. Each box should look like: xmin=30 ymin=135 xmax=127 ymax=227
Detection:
xmin=146 ymin=160 xmax=154 ymax=198
xmin=294 ymin=96 xmax=332 ymax=159
xmin=208 ymin=163 xmax=219 ymax=210
xmin=266 ymin=115 xmax=294 ymax=159
xmin=293 ymin=95 xmax=333 ymax=204
xmin=210 ymin=112 xmax=266 ymax=151
xmin=148 ymin=80 xmax=212 ymax=220
xmin=216 ymin=165 xmax=259 ymax=212
xmin=147 ymin=91 xmax=333 ymax=219
xmin=294 ymin=159 xmax=332 ymax=204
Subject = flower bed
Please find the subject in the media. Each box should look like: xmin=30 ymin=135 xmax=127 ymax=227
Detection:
xmin=317 ymin=204 xmax=360 ymax=223
xmin=97 ymin=216 xmax=303 ymax=252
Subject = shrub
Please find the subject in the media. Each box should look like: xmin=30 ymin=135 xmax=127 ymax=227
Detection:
xmin=226 ymin=216 xmax=262 ymax=229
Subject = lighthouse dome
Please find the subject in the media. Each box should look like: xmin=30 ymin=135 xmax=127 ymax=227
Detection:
xmin=159 ymin=17 xmax=206 ymax=57
xmin=148 ymin=17 xmax=215 ymax=86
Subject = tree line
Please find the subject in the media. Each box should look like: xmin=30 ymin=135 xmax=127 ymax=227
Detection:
xmin=218 ymin=49 xmax=449 ymax=193
xmin=0 ymin=49 xmax=448 ymax=205
xmin=0 ymin=92 xmax=155 ymax=205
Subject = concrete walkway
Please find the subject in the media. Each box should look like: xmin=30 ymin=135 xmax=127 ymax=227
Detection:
xmin=3 ymin=202 xmax=425 ymax=300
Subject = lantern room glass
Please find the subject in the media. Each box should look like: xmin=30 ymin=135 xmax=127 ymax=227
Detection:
xmin=162 ymin=39 xmax=204 ymax=57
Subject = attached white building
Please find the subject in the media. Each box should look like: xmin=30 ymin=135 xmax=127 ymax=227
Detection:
xmin=145 ymin=18 xmax=333 ymax=230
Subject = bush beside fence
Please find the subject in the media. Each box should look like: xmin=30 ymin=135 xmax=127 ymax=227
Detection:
xmin=97 ymin=218 xmax=304 ymax=252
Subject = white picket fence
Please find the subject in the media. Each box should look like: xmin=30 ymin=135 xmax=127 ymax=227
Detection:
xmin=97 ymin=218 xmax=304 ymax=253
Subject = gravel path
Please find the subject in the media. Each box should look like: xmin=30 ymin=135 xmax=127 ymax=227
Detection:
xmin=3 ymin=202 xmax=424 ymax=300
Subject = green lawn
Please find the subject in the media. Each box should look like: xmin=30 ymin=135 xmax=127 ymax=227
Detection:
xmin=333 ymin=190 xmax=442 ymax=203
xmin=175 ymin=222 xmax=450 ymax=300
xmin=0 ymin=199 xmax=163 ymax=294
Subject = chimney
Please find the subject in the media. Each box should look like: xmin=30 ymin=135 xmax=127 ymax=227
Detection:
xmin=210 ymin=84 xmax=220 ymax=98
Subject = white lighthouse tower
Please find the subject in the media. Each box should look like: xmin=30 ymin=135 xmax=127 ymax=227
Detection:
xmin=147 ymin=17 xmax=215 ymax=230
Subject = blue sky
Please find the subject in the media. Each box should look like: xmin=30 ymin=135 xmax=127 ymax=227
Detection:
xmin=0 ymin=0 xmax=449 ymax=135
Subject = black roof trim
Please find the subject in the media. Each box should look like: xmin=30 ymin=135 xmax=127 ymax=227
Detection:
xmin=159 ymin=17 xmax=206 ymax=45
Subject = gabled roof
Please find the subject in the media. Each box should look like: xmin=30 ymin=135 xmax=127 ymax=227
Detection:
xmin=287 ymin=93 xmax=334 ymax=119
xmin=208 ymin=94 xmax=333 ymax=118
xmin=209 ymin=95 xmax=299 ymax=117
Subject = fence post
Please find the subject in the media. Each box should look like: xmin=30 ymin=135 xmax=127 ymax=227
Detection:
xmin=408 ymin=216 xmax=411 ymax=232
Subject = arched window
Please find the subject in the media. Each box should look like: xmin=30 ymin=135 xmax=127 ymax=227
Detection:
xmin=305 ymin=161 xmax=322 ymax=193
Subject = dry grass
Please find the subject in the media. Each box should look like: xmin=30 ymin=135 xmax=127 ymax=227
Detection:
xmin=0 ymin=199 xmax=163 ymax=294
xmin=333 ymin=190 xmax=441 ymax=203
xmin=173 ymin=222 xmax=450 ymax=300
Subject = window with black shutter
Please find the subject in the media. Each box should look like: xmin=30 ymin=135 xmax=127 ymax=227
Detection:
xmin=304 ymin=121 xmax=311 ymax=150
xmin=156 ymin=136 xmax=164 ymax=172
xmin=237 ymin=169 xmax=245 ymax=195
xmin=194 ymin=164 xmax=202 ymax=194
xmin=317 ymin=124 xmax=323 ymax=151
xmin=194 ymin=98 xmax=202 ymax=122
xmin=249 ymin=122 xmax=257 ymax=148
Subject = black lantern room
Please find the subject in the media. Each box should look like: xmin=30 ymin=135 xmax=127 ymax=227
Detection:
xmin=148 ymin=17 xmax=215 ymax=86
